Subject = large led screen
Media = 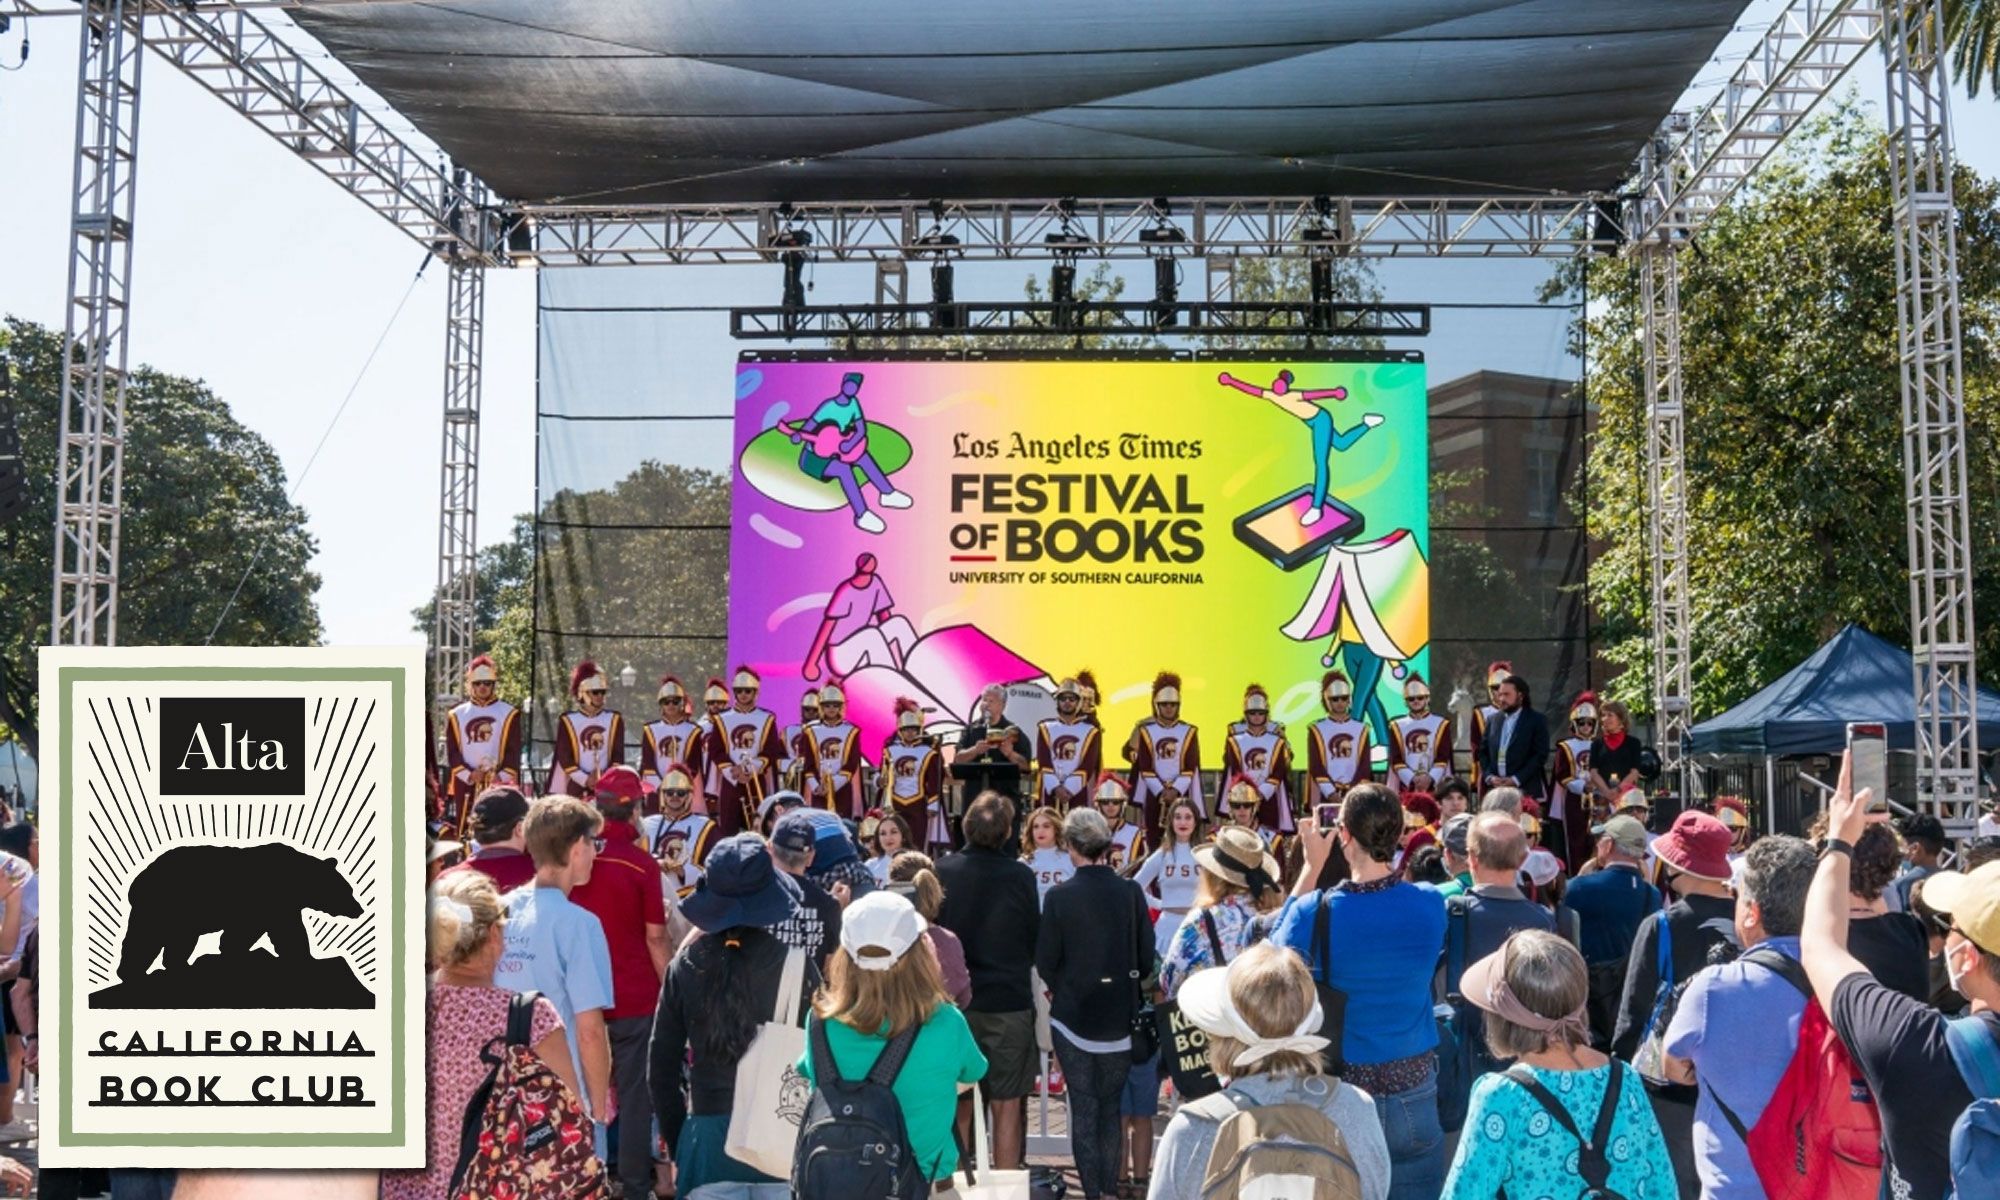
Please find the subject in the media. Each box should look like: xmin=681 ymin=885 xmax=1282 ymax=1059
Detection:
xmin=729 ymin=355 xmax=1429 ymax=756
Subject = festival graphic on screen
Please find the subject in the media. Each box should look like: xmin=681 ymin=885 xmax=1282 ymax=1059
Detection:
xmin=730 ymin=356 xmax=1429 ymax=756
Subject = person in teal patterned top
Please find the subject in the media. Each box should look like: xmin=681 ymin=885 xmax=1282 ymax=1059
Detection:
xmin=1442 ymin=930 xmax=1678 ymax=1199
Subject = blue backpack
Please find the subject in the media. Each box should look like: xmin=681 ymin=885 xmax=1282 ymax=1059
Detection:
xmin=1945 ymin=1016 xmax=2000 ymax=1199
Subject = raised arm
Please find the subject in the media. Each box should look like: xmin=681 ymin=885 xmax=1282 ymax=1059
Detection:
xmin=1801 ymin=749 xmax=1872 ymax=1010
xmin=1295 ymin=386 xmax=1348 ymax=402
xmin=1215 ymin=371 xmax=1265 ymax=397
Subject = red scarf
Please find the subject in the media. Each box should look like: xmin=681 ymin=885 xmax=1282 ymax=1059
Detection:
xmin=1603 ymin=731 xmax=1627 ymax=751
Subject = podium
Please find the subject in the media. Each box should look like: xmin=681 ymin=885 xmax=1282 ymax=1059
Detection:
xmin=951 ymin=760 xmax=1023 ymax=806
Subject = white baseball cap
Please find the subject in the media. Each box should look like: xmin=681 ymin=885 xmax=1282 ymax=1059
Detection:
xmin=839 ymin=891 xmax=927 ymax=971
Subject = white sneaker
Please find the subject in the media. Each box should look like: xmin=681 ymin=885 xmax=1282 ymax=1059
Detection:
xmin=0 ymin=1120 xmax=31 ymax=1143
xmin=879 ymin=490 xmax=913 ymax=509
xmin=855 ymin=510 xmax=886 ymax=535
xmin=1364 ymin=413 xmax=1385 ymax=427
xmin=1301 ymin=506 xmax=1323 ymax=527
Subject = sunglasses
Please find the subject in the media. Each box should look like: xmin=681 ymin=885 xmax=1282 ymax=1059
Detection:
xmin=1229 ymin=801 xmax=1259 ymax=810
xmin=585 ymin=689 xmax=607 ymax=696
xmin=663 ymin=788 xmax=691 ymax=798
xmin=1245 ymin=708 xmax=1269 ymax=716
xmin=733 ymin=687 xmax=756 ymax=694
xmin=1407 ymin=694 xmax=1430 ymax=703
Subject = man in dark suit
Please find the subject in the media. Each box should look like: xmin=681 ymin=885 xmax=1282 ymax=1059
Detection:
xmin=1474 ymin=674 xmax=1551 ymax=799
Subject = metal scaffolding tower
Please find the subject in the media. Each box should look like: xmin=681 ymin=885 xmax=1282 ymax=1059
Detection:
xmin=1637 ymin=241 xmax=1695 ymax=802
xmin=1882 ymin=0 xmax=1982 ymax=826
xmin=431 ymin=219 xmax=488 ymax=715
xmin=51 ymin=0 xmax=143 ymax=648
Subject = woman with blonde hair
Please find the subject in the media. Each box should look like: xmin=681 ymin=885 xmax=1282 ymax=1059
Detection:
xmin=889 ymin=850 xmax=972 ymax=1007
xmin=1441 ymin=930 xmax=1677 ymax=1198
xmin=1151 ymin=942 xmax=1392 ymax=1200
xmin=1158 ymin=823 xmax=1286 ymax=998
xmin=383 ymin=872 xmax=587 ymax=1200
xmin=796 ymin=890 xmax=988 ymax=1186
xmin=1129 ymin=794 xmax=1206 ymax=958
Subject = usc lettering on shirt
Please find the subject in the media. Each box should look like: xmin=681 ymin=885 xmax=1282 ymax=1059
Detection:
xmin=1025 ymin=847 xmax=1075 ymax=903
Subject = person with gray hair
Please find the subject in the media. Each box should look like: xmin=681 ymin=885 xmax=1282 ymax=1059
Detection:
xmin=1660 ymin=835 xmax=1817 ymax=1200
xmin=956 ymin=684 xmax=1030 ymax=813
xmin=1037 ymin=804 xmax=1155 ymax=1200
xmin=1436 ymin=814 xmax=1557 ymax=1132
xmin=1480 ymin=785 xmax=1524 ymax=819
xmin=1441 ymin=930 xmax=1678 ymax=1197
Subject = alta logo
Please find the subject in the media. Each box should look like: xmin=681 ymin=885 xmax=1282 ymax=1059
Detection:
xmin=158 ymin=697 xmax=306 ymax=797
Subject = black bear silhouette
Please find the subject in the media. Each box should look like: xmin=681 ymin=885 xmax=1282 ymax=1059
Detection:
xmin=92 ymin=842 xmax=371 ymax=1010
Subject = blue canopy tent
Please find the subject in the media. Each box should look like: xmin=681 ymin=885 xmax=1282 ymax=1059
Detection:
xmin=1689 ymin=624 xmax=2000 ymax=757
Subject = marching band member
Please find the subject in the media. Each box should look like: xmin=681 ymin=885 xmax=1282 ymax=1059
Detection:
xmin=1035 ymin=678 xmax=1101 ymax=811
xmin=1076 ymin=668 xmax=1103 ymax=727
xmin=639 ymin=676 xmax=706 ymax=813
xmin=881 ymin=698 xmax=951 ymax=853
xmin=1550 ymin=691 xmax=1600 ymax=871
xmin=802 ymin=681 xmax=866 ymax=817
xmin=441 ymin=654 xmax=522 ymax=836
xmin=1388 ymin=672 xmax=1453 ymax=793
xmin=639 ymin=762 xmax=716 ymax=898
xmin=703 ymin=666 xmax=783 ymax=837
xmin=1124 ymin=671 xmax=1204 ymax=849
xmin=1222 ymin=683 xmax=1294 ymax=835
xmin=1468 ymin=660 xmax=1512 ymax=790
xmin=697 ymin=677 xmax=729 ymax=798
xmin=1092 ymin=772 xmax=1143 ymax=870
xmin=549 ymin=659 xmax=624 ymax=797
xmin=781 ymin=690 xmax=821 ymax=791
xmin=1305 ymin=670 xmax=1370 ymax=804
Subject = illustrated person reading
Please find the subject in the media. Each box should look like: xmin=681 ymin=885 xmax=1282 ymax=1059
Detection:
xmin=640 ymin=675 xmax=706 ymax=810
xmin=1036 ymin=677 xmax=1102 ymax=811
xmin=801 ymin=551 xmax=918 ymax=683
xmin=550 ymin=660 xmax=625 ymax=798
xmin=1125 ymin=671 xmax=1203 ymax=849
xmin=703 ymin=667 xmax=783 ymax=837
xmin=779 ymin=370 xmax=912 ymax=535
xmin=443 ymin=654 xmax=522 ymax=837
xmin=1216 ymin=368 xmax=1383 ymax=527
xmin=1222 ymin=683 xmax=1294 ymax=835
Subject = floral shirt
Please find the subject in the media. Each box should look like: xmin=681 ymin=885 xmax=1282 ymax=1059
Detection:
xmin=1159 ymin=894 xmax=1264 ymax=999
xmin=1442 ymin=1059 xmax=1678 ymax=1199
xmin=382 ymin=983 xmax=565 ymax=1200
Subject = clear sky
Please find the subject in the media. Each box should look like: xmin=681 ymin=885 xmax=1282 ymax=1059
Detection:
xmin=0 ymin=3 xmax=1994 ymax=649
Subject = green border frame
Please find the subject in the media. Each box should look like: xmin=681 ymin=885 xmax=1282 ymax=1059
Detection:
xmin=58 ymin=666 xmax=409 ymax=1148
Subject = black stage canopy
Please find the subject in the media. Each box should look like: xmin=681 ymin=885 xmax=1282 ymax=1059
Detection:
xmin=295 ymin=1 xmax=1750 ymax=205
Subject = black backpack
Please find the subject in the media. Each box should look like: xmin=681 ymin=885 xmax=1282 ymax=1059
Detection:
xmin=1504 ymin=1064 xmax=1632 ymax=1200
xmin=793 ymin=1012 xmax=927 ymax=1200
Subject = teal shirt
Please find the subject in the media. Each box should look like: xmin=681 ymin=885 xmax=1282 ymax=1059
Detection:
xmin=1436 ymin=872 xmax=1472 ymax=898
xmin=798 ymin=1006 xmax=988 ymax=1180
xmin=1443 ymin=1059 xmax=1678 ymax=1199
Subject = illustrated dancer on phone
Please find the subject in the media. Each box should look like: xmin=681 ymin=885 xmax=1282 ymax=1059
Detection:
xmin=1217 ymin=369 xmax=1383 ymax=527
xmin=780 ymin=371 xmax=912 ymax=534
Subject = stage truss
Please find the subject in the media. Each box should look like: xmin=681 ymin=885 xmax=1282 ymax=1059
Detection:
xmin=20 ymin=0 xmax=1982 ymax=822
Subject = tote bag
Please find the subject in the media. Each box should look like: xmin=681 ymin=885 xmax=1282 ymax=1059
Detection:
xmin=724 ymin=947 xmax=810 ymax=1177
xmin=954 ymin=1083 xmax=1034 ymax=1200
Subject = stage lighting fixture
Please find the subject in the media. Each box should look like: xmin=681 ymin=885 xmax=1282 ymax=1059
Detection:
xmin=771 ymin=226 xmax=812 ymax=310
xmin=1153 ymin=255 xmax=1180 ymax=328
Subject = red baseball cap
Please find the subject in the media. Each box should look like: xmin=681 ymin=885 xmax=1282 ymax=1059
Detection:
xmin=593 ymin=765 xmax=649 ymax=802
xmin=1653 ymin=810 xmax=1734 ymax=882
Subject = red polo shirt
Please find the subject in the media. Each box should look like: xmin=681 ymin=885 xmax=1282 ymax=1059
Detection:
xmin=443 ymin=847 xmax=537 ymax=895
xmin=568 ymin=820 xmax=669 ymax=1020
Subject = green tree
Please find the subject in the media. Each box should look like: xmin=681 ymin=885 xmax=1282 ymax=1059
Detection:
xmin=1559 ymin=97 xmax=2000 ymax=715
xmin=0 ymin=317 xmax=325 ymax=757
xmin=1947 ymin=0 xmax=2000 ymax=97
